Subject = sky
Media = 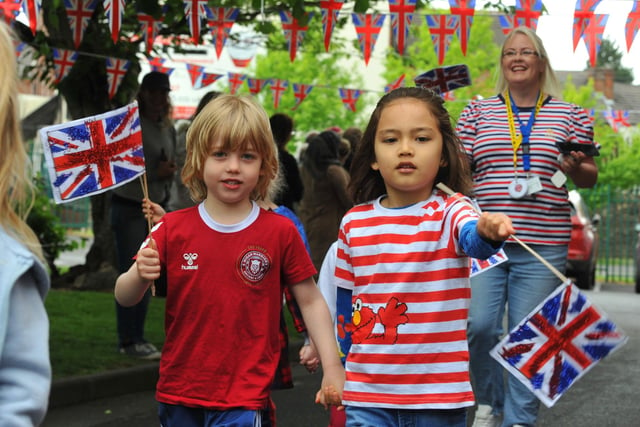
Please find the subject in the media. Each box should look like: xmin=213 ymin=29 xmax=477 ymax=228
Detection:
xmin=459 ymin=0 xmax=639 ymax=84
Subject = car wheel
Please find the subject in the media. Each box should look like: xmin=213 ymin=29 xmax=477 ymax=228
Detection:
xmin=575 ymin=267 xmax=595 ymax=290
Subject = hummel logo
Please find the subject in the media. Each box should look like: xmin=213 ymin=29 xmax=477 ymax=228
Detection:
xmin=182 ymin=253 xmax=199 ymax=270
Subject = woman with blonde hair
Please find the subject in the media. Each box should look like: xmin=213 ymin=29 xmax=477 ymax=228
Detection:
xmin=0 ymin=21 xmax=52 ymax=425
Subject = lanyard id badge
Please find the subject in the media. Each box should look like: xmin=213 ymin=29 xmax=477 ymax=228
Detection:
xmin=505 ymin=92 xmax=544 ymax=199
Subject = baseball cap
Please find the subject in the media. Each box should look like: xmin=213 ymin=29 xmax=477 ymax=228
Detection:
xmin=140 ymin=71 xmax=171 ymax=91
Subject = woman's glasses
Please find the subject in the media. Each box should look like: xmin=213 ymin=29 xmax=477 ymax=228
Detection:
xmin=502 ymin=49 xmax=539 ymax=58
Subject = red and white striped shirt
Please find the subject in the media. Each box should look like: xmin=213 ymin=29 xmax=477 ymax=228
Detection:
xmin=334 ymin=191 xmax=479 ymax=409
xmin=456 ymin=94 xmax=595 ymax=245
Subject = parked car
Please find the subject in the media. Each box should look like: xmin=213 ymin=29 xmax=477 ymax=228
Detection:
xmin=566 ymin=190 xmax=600 ymax=289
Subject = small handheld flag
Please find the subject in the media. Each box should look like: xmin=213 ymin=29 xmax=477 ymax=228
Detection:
xmin=39 ymin=102 xmax=144 ymax=204
xmin=414 ymin=64 xmax=471 ymax=94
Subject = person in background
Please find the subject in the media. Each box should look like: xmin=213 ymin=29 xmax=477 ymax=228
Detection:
xmin=270 ymin=113 xmax=304 ymax=213
xmin=0 ymin=20 xmax=51 ymax=425
xmin=298 ymin=130 xmax=353 ymax=273
xmin=335 ymin=87 xmax=514 ymax=427
xmin=116 ymin=94 xmax=344 ymax=426
xmin=456 ymin=26 xmax=598 ymax=427
xmin=169 ymin=91 xmax=221 ymax=212
xmin=111 ymin=70 xmax=177 ymax=360
xmin=341 ymin=126 xmax=362 ymax=172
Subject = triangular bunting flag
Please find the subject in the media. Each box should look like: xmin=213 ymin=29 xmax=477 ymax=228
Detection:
xmin=388 ymin=0 xmax=416 ymax=56
xmin=602 ymin=110 xmax=630 ymax=132
xmin=182 ymin=0 xmax=210 ymax=44
xmin=52 ymin=48 xmax=78 ymax=84
xmin=425 ymin=15 xmax=458 ymax=65
xmin=448 ymin=0 xmax=476 ymax=56
xmin=338 ymin=88 xmax=362 ymax=112
xmin=352 ymin=13 xmax=386 ymax=66
xmin=292 ymin=83 xmax=313 ymax=110
xmin=207 ymin=7 xmax=238 ymax=59
xmin=247 ymin=78 xmax=272 ymax=96
xmin=137 ymin=12 xmax=164 ymax=54
xmin=582 ymin=13 xmax=609 ymax=67
xmin=514 ymin=0 xmax=543 ymax=30
xmin=498 ymin=15 xmax=515 ymax=35
xmin=320 ymin=0 xmax=344 ymax=52
xmin=147 ymin=57 xmax=174 ymax=76
xmin=64 ymin=0 xmax=98 ymax=48
xmin=280 ymin=11 xmax=313 ymax=62
xmin=270 ymin=79 xmax=289 ymax=109
xmin=573 ymin=1 xmax=602 ymax=52
xmin=384 ymin=74 xmax=405 ymax=93
xmin=21 ymin=0 xmax=42 ymax=35
xmin=200 ymin=72 xmax=223 ymax=89
xmin=185 ymin=63 xmax=204 ymax=87
xmin=103 ymin=0 xmax=125 ymax=43
xmin=1 ymin=0 xmax=21 ymax=25
xmin=227 ymin=72 xmax=246 ymax=95
xmin=625 ymin=1 xmax=640 ymax=52
xmin=106 ymin=57 xmax=130 ymax=99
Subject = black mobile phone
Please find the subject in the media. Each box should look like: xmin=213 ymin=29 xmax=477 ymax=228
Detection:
xmin=555 ymin=141 xmax=600 ymax=157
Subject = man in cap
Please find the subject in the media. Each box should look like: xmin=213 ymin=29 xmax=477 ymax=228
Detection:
xmin=110 ymin=71 xmax=177 ymax=359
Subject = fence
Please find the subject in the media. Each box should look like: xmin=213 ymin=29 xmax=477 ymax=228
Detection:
xmin=581 ymin=185 xmax=640 ymax=284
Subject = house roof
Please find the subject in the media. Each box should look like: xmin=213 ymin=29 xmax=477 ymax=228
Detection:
xmin=556 ymin=70 xmax=640 ymax=126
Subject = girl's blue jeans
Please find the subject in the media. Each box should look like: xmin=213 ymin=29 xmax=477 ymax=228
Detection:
xmin=345 ymin=406 xmax=466 ymax=427
xmin=468 ymin=242 xmax=568 ymax=427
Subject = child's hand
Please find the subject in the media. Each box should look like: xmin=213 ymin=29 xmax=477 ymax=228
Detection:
xmin=299 ymin=343 xmax=320 ymax=373
xmin=314 ymin=364 xmax=345 ymax=410
xmin=477 ymin=212 xmax=515 ymax=243
xmin=135 ymin=238 xmax=161 ymax=281
xmin=142 ymin=198 xmax=166 ymax=225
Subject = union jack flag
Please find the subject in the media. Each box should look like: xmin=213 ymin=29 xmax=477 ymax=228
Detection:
xmin=52 ymin=48 xmax=78 ymax=84
xmin=625 ymin=1 xmax=639 ymax=52
xmin=602 ymin=109 xmax=631 ymax=132
xmin=385 ymin=73 xmax=405 ymax=93
xmin=64 ymin=0 xmax=98 ymax=48
xmin=572 ymin=0 xmax=602 ymax=52
xmin=207 ymin=6 xmax=238 ymax=58
xmin=388 ymin=0 xmax=416 ymax=56
xmin=582 ymin=13 xmax=609 ymax=67
xmin=320 ymin=0 xmax=344 ymax=52
xmin=105 ymin=57 xmax=130 ymax=99
xmin=498 ymin=15 xmax=515 ymax=35
xmin=39 ymin=103 xmax=144 ymax=204
xmin=352 ymin=13 xmax=385 ymax=66
xmin=0 ymin=0 xmax=21 ymax=25
xmin=147 ymin=57 xmax=174 ymax=76
xmin=414 ymin=64 xmax=471 ymax=95
xmin=425 ymin=15 xmax=458 ymax=65
xmin=280 ymin=11 xmax=313 ymax=62
xmin=103 ymin=0 xmax=125 ymax=43
xmin=183 ymin=0 xmax=210 ymax=44
xmin=491 ymin=281 xmax=627 ymax=407
xmin=338 ymin=88 xmax=362 ymax=112
xmin=247 ymin=78 xmax=272 ymax=96
xmin=514 ymin=0 xmax=543 ymax=30
xmin=270 ymin=79 xmax=289 ymax=109
xmin=200 ymin=71 xmax=223 ymax=89
xmin=137 ymin=12 xmax=164 ymax=54
xmin=227 ymin=72 xmax=246 ymax=95
xmin=292 ymin=83 xmax=313 ymax=110
xmin=448 ymin=0 xmax=476 ymax=56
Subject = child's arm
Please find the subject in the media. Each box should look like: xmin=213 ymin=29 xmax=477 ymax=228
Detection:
xmin=290 ymin=278 xmax=345 ymax=408
xmin=476 ymin=212 xmax=515 ymax=243
xmin=114 ymin=239 xmax=160 ymax=307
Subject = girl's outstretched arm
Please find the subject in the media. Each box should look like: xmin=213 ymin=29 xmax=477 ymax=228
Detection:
xmin=290 ymin=277 xmax=345 ymax=409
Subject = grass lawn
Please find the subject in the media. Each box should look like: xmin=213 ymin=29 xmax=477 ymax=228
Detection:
xmin=46 ymin=289 xmax=303 ymax=379
xmin=46 ymin=289 xmax=166 ymax=379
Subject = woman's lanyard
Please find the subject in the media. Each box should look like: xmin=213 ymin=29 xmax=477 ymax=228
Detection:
xmin=505 ymin=91 xmax=544 ymax=174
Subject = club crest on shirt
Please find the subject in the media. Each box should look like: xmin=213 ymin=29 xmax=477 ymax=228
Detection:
xmin=238 ymin=246 xmax=271 ymax=285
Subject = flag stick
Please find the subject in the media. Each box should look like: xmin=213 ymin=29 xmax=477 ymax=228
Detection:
xmin=139 ymin=173 xmax=156 ymax=296
xmin=436 ymin=182 xmax=569 ymax=283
